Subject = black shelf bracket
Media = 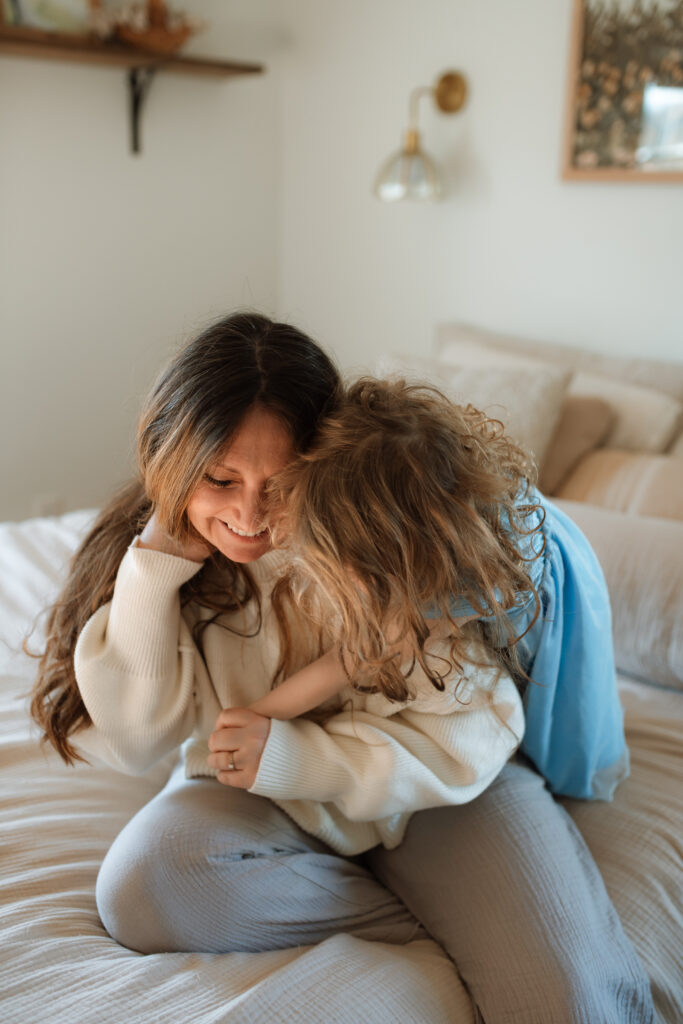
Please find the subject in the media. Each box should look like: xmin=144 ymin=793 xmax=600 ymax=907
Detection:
xmin=128 ymin=66 xmax=157 ymax=154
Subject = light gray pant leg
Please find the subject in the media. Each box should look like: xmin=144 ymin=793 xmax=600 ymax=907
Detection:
xmin=364 ymin=759 xmax=654 ymax=1024
xmin=96 ymin=764 xmax=425 ymax=954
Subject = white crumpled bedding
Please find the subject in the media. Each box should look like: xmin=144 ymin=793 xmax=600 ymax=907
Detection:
xmin=1 ymin=512 xmax=681 ymax=1023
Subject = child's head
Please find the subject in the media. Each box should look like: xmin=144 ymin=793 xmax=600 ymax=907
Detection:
xmin=273 ymin=377 xmax=541 ymax=698
xmin=137 ymin=311 xmax=341 ymax=546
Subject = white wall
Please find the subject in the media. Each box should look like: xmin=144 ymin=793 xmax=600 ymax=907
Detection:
xmin=277 ymin=0 xmax=683 ymax=374
xmin=3 ymin=0 xmax=683 ymax=520
xmin=0 ymin=0 xmax=284 ymax=521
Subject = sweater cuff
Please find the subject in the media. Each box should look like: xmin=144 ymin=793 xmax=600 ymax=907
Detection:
xmin=101 ymin=541 xmax=202 ymax=676
xmin=113 ymin=540 xmax=203 ymax=606
xmin=250 ymin=718 xmax=344 ymax=803
xmin=129 ymin=535 xmax=206 ymax=575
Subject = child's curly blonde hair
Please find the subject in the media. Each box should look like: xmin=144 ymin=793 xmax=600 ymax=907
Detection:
xmin=271 ymin=376 xmax=544 ymax=702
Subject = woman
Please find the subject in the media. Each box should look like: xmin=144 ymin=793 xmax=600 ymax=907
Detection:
xmin=30 ymin=312 xmax=653 ymax=1023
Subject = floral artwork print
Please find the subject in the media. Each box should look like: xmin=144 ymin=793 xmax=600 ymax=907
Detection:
xmin=569 ymin=0 xmax=683 ymax=175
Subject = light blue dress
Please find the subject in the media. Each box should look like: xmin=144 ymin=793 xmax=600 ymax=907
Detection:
xmin=444 ymin=489 xmax=629 ymax=801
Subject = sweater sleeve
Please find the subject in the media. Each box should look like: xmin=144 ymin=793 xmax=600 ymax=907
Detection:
xmin=250 ymin=659 xmax=524 ymax=821
xmin=73 ymin=539 xmax=203 ymax=774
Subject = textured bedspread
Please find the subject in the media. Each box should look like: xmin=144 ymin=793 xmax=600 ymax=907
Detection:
xmin=1 ymin=513 xmax=681 ymax=1023
xmin=0 ymin=512 xmax=472 ymax=1024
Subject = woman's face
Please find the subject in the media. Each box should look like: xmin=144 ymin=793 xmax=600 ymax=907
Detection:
xmin=186 ymin=405 xmax=296 ymax=563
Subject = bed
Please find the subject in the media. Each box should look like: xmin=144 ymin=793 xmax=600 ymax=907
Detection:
xmin=2 ymin=509 xmax=681 ymax=1022
xmin=2 ymin=329 xmax=682 ymax=1022
xmin=1 ymin=511 xmax=474 ymax=1024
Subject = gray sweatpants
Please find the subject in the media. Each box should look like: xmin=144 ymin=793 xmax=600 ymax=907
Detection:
xmin=96 ymin=757 xmax=654 ymax=1024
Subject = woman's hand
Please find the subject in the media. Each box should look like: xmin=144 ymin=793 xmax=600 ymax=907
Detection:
xmin=208 ymin=707 xmax=271 ymax=789
xmin=138 ymin=511 xmax=212 ymax=563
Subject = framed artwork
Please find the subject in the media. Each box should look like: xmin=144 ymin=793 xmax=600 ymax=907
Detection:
xmin=1 ymin=0 xmax=91 ymax=32
xmin=1 ymin=0 xmax=22 ymax=22
xmin=562 ymin=0 xmax=683 ymax=182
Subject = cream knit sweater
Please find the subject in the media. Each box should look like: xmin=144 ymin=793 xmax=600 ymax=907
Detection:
xmin=74 ymin=540 xmax=524 ymax=856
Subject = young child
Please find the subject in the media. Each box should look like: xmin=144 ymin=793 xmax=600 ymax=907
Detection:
xmin=224 ymin=375 xmax=627 ymax=805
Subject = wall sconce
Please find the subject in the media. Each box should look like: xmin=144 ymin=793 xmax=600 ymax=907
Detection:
xmin=374 ymin=70 xmax=468 ymax=201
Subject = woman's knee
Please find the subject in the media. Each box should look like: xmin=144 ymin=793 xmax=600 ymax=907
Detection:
xmin=95 ymin=781 xmax=324 ymax=953
xmin=95 ymin=811 xmax=197 ymax=953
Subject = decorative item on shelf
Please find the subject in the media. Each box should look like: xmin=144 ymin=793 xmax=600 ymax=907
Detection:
xmin=374 ymin=70 xmax=468 ymax=202
xmin=0 ymin=1 xmax=261 ymax=157
xmin=85 ymin=0 xmax=205 ymax=153
xmin=3 ymin=0 xmax=82 ymax=30
xmin=2 ymin=0 xmax=91 ymax=31
xmin=89 ymin=0 xmax=202 ymax=56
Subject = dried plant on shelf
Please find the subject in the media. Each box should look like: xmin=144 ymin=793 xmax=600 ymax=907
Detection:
xmin=89 ymin=0 xmax=203 ymax=55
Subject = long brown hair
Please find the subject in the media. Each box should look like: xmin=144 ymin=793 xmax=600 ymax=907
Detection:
xmin=30 ymin=312 xmax=341 ymax=763
xmin=271 ymin=377 xmax=543 ymax=702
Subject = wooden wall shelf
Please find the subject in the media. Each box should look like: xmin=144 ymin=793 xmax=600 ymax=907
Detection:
xmin=0 ymin=25 xmax=264 ymax=152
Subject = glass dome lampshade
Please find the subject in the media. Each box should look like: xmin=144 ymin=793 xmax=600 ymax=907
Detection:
xmin=373 ymin=71 xmax=467 ymax=203
xmin=373 ymin=129 xmax=440 ymax=202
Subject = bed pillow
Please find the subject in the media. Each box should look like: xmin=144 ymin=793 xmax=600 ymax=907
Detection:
xmin=419 ymin=340 xmax=616 ymax=488
xmin=568 ymin=373 xmax=683 ymax=454
xmin=556 ymin=450 xmax=683 ymax=522
xmin=375 ymin=352 xmax=570 ymax=467
xmin=434 ymin=337 xmax=556 ymax=376
xmin=554 ymin=500 xmax=683 ymax=691
xmin=437 ymin=334 xmax=683 ymax=454
xmin=436 ymin=321 xmax=683 ymax=402
xmin=538 ymin=396 xmax=615 ymax=495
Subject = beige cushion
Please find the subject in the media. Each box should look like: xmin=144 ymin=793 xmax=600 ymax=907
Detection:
xmin=433 ymin=337 xmax=556 ymax=376
xmin=568 ymin=373 xmax=682 ymax=453
xmin=375 ymin=352 xmax=570 ymax=467
xmin=538 ymin=397 xmax=614 ymax=495
xmin=555 ymin=499 xmax=683 ymax=691
xmin=557 ymin=450 xmax=683 ymax=521
xmin=436 ymin=322 xmax=683 ymax=402
xmin=437 ymin=329 xmax=683 ymax=455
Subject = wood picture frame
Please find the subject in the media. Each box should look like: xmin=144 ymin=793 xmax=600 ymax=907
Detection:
xmin=562 ymin=0 xmax=683 ymax=183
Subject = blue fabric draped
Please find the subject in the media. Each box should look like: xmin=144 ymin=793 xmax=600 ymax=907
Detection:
xmin=515 ymin=497 xmax=628 ymax=800
xmin=432 ymin=490 xmax=629 ymax=801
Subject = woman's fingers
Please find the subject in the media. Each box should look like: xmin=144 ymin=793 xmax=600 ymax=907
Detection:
xmin=138 ymin=510 xmax=212 ymax=562
xmin=209 ymin=706 xmax=271 ymax=789
xmin=208 ymin=726 xmax=242 ymax=753
xmin=209 ymin=750 xmax=240 ymax=771
xmin=208 ymin=728 xmax=267 ymax=764
xmin=214 ymin=706 xmax=263 ymax=730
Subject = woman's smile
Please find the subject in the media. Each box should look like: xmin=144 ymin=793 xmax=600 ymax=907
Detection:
xmin=219 ymin=519 xmax=269 ymax=541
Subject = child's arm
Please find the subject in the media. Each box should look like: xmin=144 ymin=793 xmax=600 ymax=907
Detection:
xmin=248 ymin=647 xmax=349 ymax=720
xmin=247 ymin=615 xmax=478 ymax=722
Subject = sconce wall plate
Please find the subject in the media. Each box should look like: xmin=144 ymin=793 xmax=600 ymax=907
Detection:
xmin=434 ymin=71 xmax=467 ymax=114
